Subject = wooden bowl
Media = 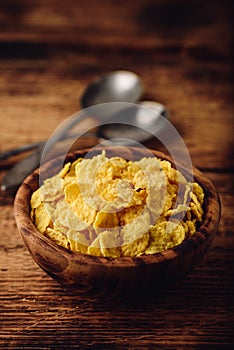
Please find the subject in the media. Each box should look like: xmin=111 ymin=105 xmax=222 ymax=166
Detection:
xmin=14 ymin=147 xmax=221 ymax=296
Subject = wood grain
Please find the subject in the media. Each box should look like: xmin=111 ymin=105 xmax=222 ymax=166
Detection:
xmin=0 ymin=0 xmax=233 ymax=348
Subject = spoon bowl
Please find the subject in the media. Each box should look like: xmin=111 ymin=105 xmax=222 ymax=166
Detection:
xmin=98 ymin=101 xmax=169 ymax=143
xmin=81 ymin=70 xmax=144 ymax=108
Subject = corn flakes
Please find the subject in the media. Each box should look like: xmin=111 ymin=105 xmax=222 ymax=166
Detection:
xmin=30 ymin=151 xmax=204 ymax=258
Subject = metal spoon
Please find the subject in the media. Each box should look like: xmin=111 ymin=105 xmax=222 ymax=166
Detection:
xmin=0 ymin=71 xmax=144 ymax=190
xmin=0 ymin=70 xmax=143 ymax=161
xmin=98 ymin=101 xmax=168 ymax=144
xmin=81 ymin=70 xmax=143 ymax=108
xmin=1 ymin=72 xmax=169 ymax=190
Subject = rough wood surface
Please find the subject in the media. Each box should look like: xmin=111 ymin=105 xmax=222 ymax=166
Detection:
xmin=0 ymin=0 xmax=233 ymax=348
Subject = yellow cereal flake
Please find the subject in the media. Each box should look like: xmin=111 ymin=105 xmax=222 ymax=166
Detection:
xmin=190 ymin=201 xmax=203 ymax=222
xmin=93 ymin=211 xmax=119 ymax=229
xmin=121 ymin=208 xmax=151 ymax=244
xmin=122 ymin=232 xmax=150 ymax=257
xmin=88 ymin=229 xmax=122 ymax=257
xmin=165 ymin=204 xmax=188 ymax=218
xmin=31 ymin=188 xmax=42 ymax=209
xmin=117 ymin=205 xmax=145 ymax=226
xmin=51 ymin=199 xmax=88 ymax=232
xmin=64 ymin=183 xmax=80 ymax=204
xmin=70 ymin=194 xmax=97 ymax=226
xmin=67 ymin=229 xmax=91 ymax=254
xmin=124 ymin=162 xmax=142 ymax=180
xmin=145 ymin=220 xmax=185 ymax=254
xmin=70 ymin=157 xmax=83 ymax=173
xmin=34 ymin=203 xmax=51 ymax=233
xmin=182 ymin=220 xmax=196 ymax=236
xmin=59 ymin=162 xmax=71 ymax=178
xmin=41 ymin=175 xmax=63 ymax=201
xmin=193 ymin=182 xmax=204 ymax=204
xmin=96 ymin=180 xmax=119 ymax=202
xmin=45 ymin=227 xmax=70 ymax=249
xmin=31 ymin=151 xmax=205 ymax=258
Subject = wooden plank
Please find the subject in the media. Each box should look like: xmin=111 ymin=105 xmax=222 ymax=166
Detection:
xmin=0 ymin=248 xmax=233 ymax=349
xmin=0 ymin=0 xmax=232 ymax=54
xmin=0 ymin=172 xmax=233 ymax=348
xmin=0 ymin=55 xmax=233 ymax=171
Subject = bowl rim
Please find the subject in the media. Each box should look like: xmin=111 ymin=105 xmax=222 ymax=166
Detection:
xmin=14 ymin=146 xmax=221 ymax=268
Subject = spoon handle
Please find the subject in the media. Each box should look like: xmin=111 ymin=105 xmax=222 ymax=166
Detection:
xmin=0 ymin=141 xmax=44 ymax=161
xmin=1 ymin=111 xmax=89 ymax=191
xmin=1 ymin=143 xmax=46 ymax=191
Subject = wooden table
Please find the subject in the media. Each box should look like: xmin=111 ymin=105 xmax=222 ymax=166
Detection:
xmin=0 ymin=0 xmax=233 ymax=348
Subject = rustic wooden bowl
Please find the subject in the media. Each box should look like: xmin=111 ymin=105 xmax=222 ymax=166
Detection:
xmin=14 ymin=147 xmax=221 ymax=297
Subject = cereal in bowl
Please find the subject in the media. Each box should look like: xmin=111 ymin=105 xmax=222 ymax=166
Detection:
xmin=30 ymin=151 xmax=204 ymax=257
